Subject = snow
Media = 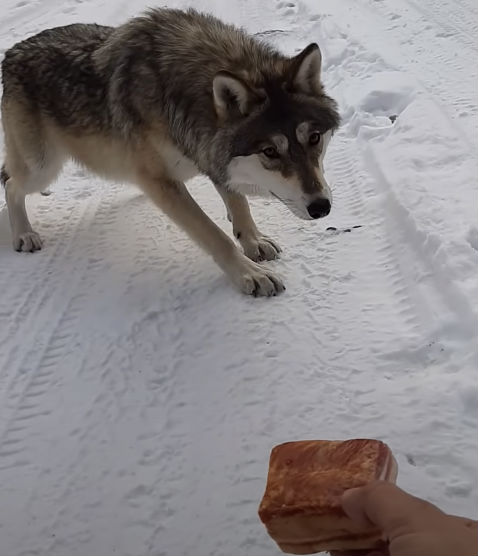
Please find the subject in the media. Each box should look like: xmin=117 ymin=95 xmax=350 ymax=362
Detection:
xmin=0 ymin=0 xmax=476 ymax=554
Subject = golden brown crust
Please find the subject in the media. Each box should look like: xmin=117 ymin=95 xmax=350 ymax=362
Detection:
xmin=258 ymin=439 xmax=397 ymax=554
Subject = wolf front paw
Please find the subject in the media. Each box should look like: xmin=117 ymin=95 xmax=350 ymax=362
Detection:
xmin=231 ymin=257 xmax=285 ymax=297
xmin=240 ymin=233 xmax=282 ymax=262
xmin=13 ymin=231 xmax=43 ymax=252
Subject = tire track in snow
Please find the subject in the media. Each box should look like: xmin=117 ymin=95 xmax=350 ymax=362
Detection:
xmin=110 ymin=201 xmax=194 ymax=555
xmin=296 ymin=2 xmax=477 ymax=515
xmin=42 ymin=309 xmax=188 ymax=556
xmin=303 ymin=7 xmax=476 ymax=336
xmin=363 ymin=145 xmax=476 ymax=337
xmin=20 ymin=193 xmax=196 ymax=556
xmin=327 ymin=134 xmax=424 ymax=337
xmin=405 ymin=0 xmax=477 ymax=51
xmin=0 ymin=186 xmax=118 ymax=469
xmin=298 ymin=14 xmax=429 ymax=335
xmin=0 ymin=197 xmax=87 ymax=344
xmin=0 ymin=184 xmax=160 ymax=556
xmin=0 ymin=197 xmax=96 ymax=425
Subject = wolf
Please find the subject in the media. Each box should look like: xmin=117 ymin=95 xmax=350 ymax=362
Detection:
xmin=1 ymin=8 xmax=339 ymax=296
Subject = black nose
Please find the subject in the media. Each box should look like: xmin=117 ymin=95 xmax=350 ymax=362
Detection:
xmin=307 ymin=198 xmax=331 ymax=219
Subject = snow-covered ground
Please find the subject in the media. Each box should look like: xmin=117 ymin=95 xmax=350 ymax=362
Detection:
xmin=0 ymin=0 xmax=476 ymax=554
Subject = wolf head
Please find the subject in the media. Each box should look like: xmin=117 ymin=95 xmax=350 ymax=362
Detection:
xmin=212 ymin=43 xmax=339 ymax=220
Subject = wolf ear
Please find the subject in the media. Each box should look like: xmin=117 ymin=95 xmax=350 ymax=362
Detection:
xmin=288 ymin=43 xmax=322 ymax=95
xmin=213 ymin=71 xmax=262 ymax=119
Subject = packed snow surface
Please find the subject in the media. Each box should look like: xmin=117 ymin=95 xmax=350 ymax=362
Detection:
xmin=0 ymin=0 xmax=476 ymax=554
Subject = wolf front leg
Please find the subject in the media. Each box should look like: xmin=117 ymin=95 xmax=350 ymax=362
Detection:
xmin=138 ymin=177 xmax=285 ymax=296
xmin=214 ymin=185 xmax=282 ymax=262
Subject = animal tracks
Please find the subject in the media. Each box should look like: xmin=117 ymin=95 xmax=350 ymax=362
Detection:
xmin=275 ymin=0 xmax=299 ymax=16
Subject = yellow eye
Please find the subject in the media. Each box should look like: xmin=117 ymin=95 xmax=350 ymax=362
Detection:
xmin=262 ymin=146 xmax=279 ymax=159
xmin=309 ymin=132 xmax=321 ymax=145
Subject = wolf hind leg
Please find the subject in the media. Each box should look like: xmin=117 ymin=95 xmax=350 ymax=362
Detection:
xmin=5 ymin=174 xmax=44 ymax=252
xmin=2 ymin=100 xmax=64 ymax=252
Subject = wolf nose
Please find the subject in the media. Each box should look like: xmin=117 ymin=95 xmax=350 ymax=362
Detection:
xmin=307 ymin=198 xmax=331 ymax=219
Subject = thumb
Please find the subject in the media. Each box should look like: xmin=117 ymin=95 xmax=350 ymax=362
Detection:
xmin=341 ymin=482 xmax=445 ymax=541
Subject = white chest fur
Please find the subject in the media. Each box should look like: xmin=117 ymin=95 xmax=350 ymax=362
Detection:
xmin=160 ymin=142 xmax=200 ymax=183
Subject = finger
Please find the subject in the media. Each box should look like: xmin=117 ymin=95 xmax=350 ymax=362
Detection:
xmin=341 ymin=482 xmax=446 ymax=541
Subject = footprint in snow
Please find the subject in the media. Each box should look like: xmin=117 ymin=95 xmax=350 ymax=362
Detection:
xmin=276 ymin=1 xmax=298 ymax=15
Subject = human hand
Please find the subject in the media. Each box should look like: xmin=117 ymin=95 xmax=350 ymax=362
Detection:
xmin=335 ymin=481 xmax=477 ymax=556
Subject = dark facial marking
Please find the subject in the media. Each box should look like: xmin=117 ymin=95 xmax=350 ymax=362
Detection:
xmin=230 ymin=80 xmax=339 ymax=158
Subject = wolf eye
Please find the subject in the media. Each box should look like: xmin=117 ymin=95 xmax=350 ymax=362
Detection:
xmin=262 ymin=146 xmax=279 ymax=159
xmin=309 ymin=132 xmax=321 ymax=145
